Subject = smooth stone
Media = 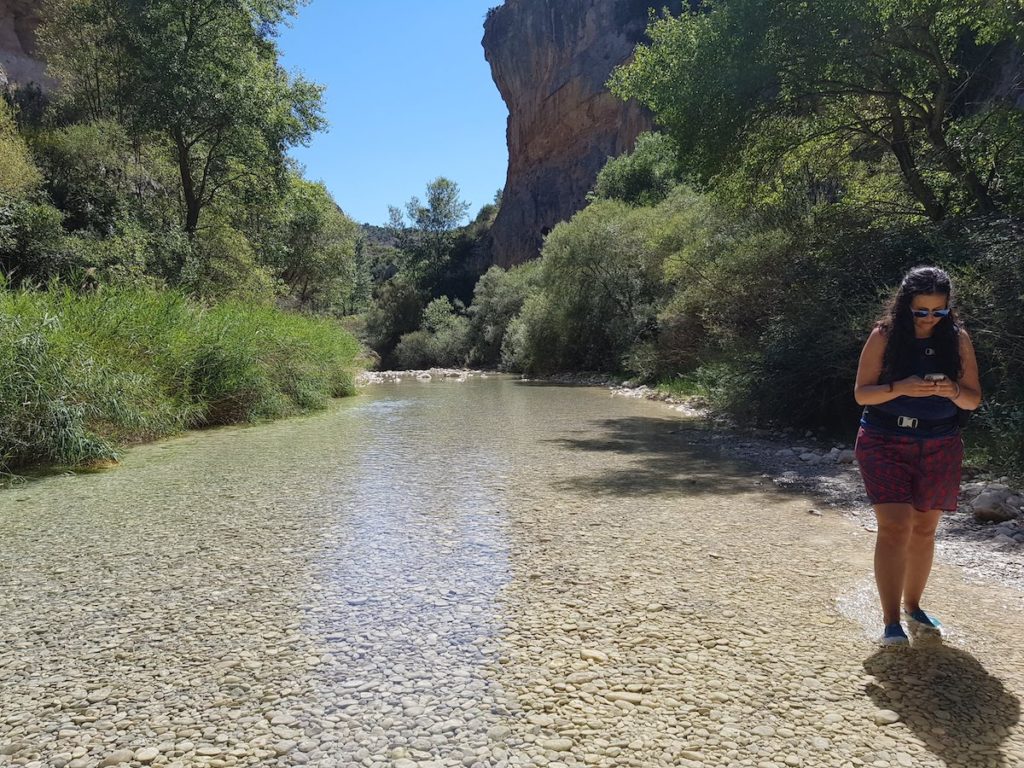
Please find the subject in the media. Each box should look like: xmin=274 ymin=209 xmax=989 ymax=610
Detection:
xmin=874 ymin=710 xmax=901 ymax=725
xmin=604 ymin=692 xmax=643 ymax=705
xmin=540 ymin=739 xmax=573 ymax=752
xmin=274 ymin=741 xmax=296 ymax=756
xmin=98 ymin=751 xmax=134 ymax=767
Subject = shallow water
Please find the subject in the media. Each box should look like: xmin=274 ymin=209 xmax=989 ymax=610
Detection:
xmin=1 ymin=376 xmax=1022 ymax=768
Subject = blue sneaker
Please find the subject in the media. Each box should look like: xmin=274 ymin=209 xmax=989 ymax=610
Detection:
xmin=880 ymin=623 xmax=910 ymax=646
xmin=904 ymin=608 xmax=944 ymax=637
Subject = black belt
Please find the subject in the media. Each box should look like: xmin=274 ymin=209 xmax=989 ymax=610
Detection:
xmin=863 ymin=406 xmax=958 ymax=432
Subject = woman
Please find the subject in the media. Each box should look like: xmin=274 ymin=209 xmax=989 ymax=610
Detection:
xmin=853 ymin=266 xmax=981 ymax=646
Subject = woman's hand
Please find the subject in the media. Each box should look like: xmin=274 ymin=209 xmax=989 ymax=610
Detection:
xmin=931 ymin=377 xmax=960 ymax=400
xmin=895 ymin=376 xmax=952 ymax=398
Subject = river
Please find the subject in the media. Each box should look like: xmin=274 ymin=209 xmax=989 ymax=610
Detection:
xmin=0 ymin=376 xmax=1021 ymax=768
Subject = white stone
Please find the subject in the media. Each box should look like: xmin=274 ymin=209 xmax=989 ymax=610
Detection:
xmin=874 ymin=710 xmax=901 ymax=725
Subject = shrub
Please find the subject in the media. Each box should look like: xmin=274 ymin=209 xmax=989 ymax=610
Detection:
xmin=0 ymin=99 xmax=41 ymax=197
xmin=951 ymin=217 xmax=1024 ymax=476
xmin=393 ymin=297 xmax=471 ymax=369
xmin=0 ymin=196 xmax=68 ymax=284
xmin=362 ymin=276 xmax=425 ymax=367
xmin=467 ymin=262 xmax=540 ymax=367
xmin=589 ymin=131 xmax=683 ymax=206
xmin=393 ymin=330 xmax=435 ymax=369
xmin=0 ymin=286 xmax=362 ymax=474
xmin=507 ymin=198 xmax=671 ymax=374
xmin=180 ymin=220 xmax=278 ymax=303
xmin=31 ymin=120 xmax=132 ymax=234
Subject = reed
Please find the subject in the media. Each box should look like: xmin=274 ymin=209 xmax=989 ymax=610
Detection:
xmin=0 ymin=286 xmax=363 ymax=474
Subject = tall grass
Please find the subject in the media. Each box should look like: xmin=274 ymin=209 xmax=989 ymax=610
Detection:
xmin=0 ymin=286 xmax=363 ymax=473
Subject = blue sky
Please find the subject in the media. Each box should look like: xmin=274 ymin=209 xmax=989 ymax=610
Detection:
xmin=277 ymin=1 xmax=509 ymax=226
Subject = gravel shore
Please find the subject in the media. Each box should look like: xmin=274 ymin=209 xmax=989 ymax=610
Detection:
xmin=1 ymin=375 xmax=1019 ymax=768
xmin=599 ymin=379 xmax=1024 ymax=593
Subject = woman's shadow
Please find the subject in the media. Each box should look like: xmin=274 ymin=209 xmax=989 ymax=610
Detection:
xmin=864 ymin=641 xmax=1021 ymax=768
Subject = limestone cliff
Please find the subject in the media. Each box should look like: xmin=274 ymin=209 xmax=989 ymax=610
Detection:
xmin=0 ymin=0 xmax=47 ymax=89
xmin=482 ymin=0 xmax=685 ymax=267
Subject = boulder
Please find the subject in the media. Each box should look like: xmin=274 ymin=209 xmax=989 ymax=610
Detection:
xmin=971 ymin=488 xmax=1017 ymax=523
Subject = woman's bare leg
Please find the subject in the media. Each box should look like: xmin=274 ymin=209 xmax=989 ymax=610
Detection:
xmin=873 ymin=503 xmax=914 ymax=624
xmin=902 ymin=508 xmax=942 ymax=613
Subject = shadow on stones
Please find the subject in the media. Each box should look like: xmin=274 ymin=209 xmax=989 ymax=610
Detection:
xmin=864 ymin=645 xmax=1021 ymax=768
xmin=545 ymin=416 xmax=793 ymax=501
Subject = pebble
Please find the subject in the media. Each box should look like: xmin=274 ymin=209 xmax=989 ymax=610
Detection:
xmin=874 ymin=710 xmax=901 ymax=726
xmin=98 ymin=751 xmax=134 ymax=767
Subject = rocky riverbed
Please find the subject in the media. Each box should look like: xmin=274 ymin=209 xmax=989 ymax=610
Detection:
xmin=601 ymin=379 xmax=1024 ymax=593
xmin=1 ymin=375 xmax=1021 ymax=768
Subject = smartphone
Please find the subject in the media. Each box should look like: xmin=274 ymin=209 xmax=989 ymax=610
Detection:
xmin=924 ymin=373 xmax=947 ymax=381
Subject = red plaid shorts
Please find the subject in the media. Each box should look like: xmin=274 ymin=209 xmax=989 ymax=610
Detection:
xmin=854 ymin=426 xmax=963 ymax=511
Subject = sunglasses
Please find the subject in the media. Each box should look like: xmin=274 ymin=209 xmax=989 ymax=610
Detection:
xmin=911 ymin=308 xmax=951 ymax=318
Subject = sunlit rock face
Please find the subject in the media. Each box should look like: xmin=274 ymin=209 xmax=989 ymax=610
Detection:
xmin=482 ymin=0 xmax=685 ymax=267
xmin=482 ymin=1 xmax=1024 ymax=268
xmin=0 ymin=0 xmax=49 ymax=89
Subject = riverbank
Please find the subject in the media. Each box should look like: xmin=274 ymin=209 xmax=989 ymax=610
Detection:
xmin=359 ymin=369 xmax=1024 ymax=590
xmin=605 ymin=378 xmax=1024 ymax=591
xmin=0 ymin=286 xmax=364 ymax=478
xmin=2 ymin=375 xmax=1021 ymax=768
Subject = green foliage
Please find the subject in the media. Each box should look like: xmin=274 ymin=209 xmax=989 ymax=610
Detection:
xmin=266 ymin=175 xmax=361 ymax=310
xmin=394 ymin=297 xmax=471 ymax=369
xmin=60 ymin=221 xmax=153 ymax=285
xmin=0 ymin=285 xmax=362 ymax=473
xmin=0 ymin=196 xmax=67 ymax=284
xmin=611 ymin=0 xmax=1024 ymax=219
xmin=362 ymin=276 xmax=425 ymax=367
xmin=388 ymin=177 xmax=470 ymax=291
xmin=502 ymin=197 xmax=674 ymax=374
xmin=589 ymin=132 xmax=684 ymax=207
xmin=500 ymin=293 xmax=560 ymax=374
xmin=31 ymin=120 xmax=133 ymax=234
xmin=366 ymin=176 xmax=497 ymax=366
xmin=180 ymin=220 xmax=279 ymax=303
xmin=467 ymin=263 xmax=541 ymax=367
xmin=950 ymin=218 xmax=1024 ymax=475
xmin=0 ymin=100 xmax=42 ymax=197
xmin=40 ymin=0 xmax=325 ymax=234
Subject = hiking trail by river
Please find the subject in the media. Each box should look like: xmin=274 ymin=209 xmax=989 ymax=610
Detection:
xmin=1 ymin=374 xmax=1020 ymax=768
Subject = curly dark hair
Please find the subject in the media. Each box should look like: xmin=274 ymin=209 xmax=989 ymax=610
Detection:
xmin=878 ymin=266 xmax=962 ymax=383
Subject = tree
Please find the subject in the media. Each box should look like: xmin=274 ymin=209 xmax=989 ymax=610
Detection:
xmin=40 ymin=0 xmax=325 ymax=236
xmin=273 ymin=176 xmax=359 ymax=309
xmin=388 ymin=177 xmax=470 ymax=290
xmin=610 ymin=0 xmax=1024 ymax=219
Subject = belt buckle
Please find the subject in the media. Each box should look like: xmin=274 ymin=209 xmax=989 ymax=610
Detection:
xmin=897 ymin=416 xmax=919 ymax=429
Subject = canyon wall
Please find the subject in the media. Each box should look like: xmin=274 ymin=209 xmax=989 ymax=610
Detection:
xmin=0 ymin=0 xmax=47 ymax=89
xmin=482 ymin=0 xmax=684 ymax=267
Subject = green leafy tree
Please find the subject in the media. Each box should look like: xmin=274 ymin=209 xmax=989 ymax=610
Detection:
xmin=506 ymin=198 xmax=673 ymax=374
xmin=467 ymin=263 xmax=540 ymax=366
xmin=394 ymin=296 xmax=471 ymax=368
xmin=611 ymin=0 xmax=1024 ymax=219
xmin=273 ymin=176 xmax=359 ymax=309
xmin=362 ymin=276 xmax=425 ymax=367
xmin=40 ymin=0 xmax=325 ymax=235
xmin=388 ymin=177 xmax=470 ymax=290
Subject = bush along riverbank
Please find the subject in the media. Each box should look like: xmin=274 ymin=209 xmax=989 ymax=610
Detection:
xmin=0 ymin=286 xmax=364 ymax=478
